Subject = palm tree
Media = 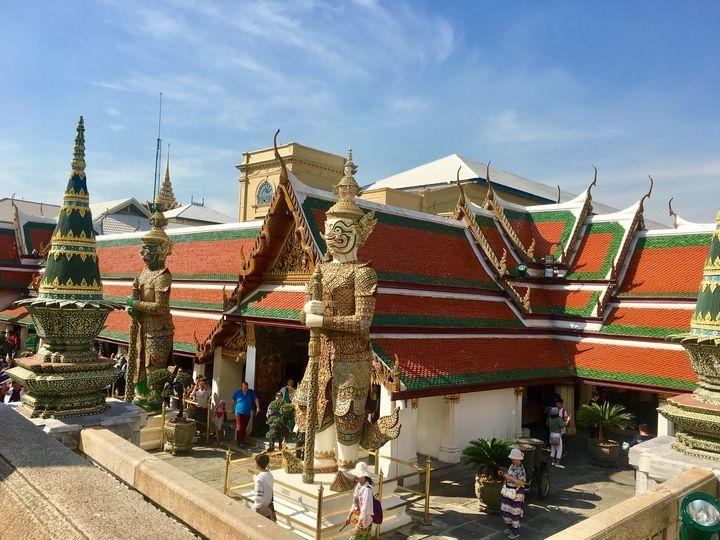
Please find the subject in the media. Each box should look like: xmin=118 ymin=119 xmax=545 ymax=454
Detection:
xmin=461 ymin=438 xmax=512 ymax=481
xmin=577 ymin=402 xmax=634 ymax=443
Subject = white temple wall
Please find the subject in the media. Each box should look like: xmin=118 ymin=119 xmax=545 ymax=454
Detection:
xmin=378 ymin=387 xmax=419 ymax=486
xmin=453 ymin=388 xmax=518 ymax=451
xmin=211 ymin=346 xmax=246 ymax=418
xmin=416 ymin=395 xmax=444 ymax=458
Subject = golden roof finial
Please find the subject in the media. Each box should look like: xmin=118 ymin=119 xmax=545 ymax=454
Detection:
xmin=72 ymin=116 xmax=86 ymax=175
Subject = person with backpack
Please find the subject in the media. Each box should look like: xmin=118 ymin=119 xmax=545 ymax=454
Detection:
xmin=345 ymin=461 xmax=381 ymax=539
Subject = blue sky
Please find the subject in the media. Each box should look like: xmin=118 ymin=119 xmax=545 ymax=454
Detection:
xmin=1 ymin=1 xmax=719 ymax=223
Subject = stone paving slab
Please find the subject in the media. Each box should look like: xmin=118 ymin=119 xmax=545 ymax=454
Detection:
xmin=154 ymin=432 xmax=636 ymax=539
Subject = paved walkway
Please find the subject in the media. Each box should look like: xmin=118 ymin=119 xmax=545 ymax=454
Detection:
xmin=152 ymin=432 xmax=636 ymax=539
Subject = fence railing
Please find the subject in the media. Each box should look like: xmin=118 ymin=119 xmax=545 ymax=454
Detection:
xmin=223 ymin=447 xmax=434 ymax=539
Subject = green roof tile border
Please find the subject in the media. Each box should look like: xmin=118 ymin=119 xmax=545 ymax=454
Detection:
xmin=104 ymin=296 xmax=224 ymax=312
xmin=566 ymin=221 xmax=625 ymax=280
xmin=638 ymin=233 xmax=712 ymax=250
xmin=373 ymin=343 xmax=571 ymax=390
xmin=99 ymin=329 xmax=196 ymax=352
xmin=601 ymin=323 xmax=689 ymax=339
xmin=101 ymin=272 xmax=238 ymax=281
xmin=533 ymin=291 xmax=601 ymax=317
xmin=97 ymin=227 xmax=261 ymax=248
xmin=504 ymin=208 xmax=577 ymax=257
xmin=372 ymin=314 xmax=523 ymax=328
xmin=575 ymin=366 xmax=696 ymax=391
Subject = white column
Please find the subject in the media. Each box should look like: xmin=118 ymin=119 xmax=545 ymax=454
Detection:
xmin=192 ymin=362 xmax=206 ymax=382
xmin=211 ymin=346 xmax=223 ymax=406
xmin=657 ymin=396 xmax=675 ymax=437
xmin=513 ymin=387 xmax=524 ymax=438
xmin=378 ymin=388 xmax=419 ymax=486
xmin=555 ymin=383 xmax=576 ymax=435
xmin=245 ymin=345 xmax=257 ymax=389
xmin=437 ymin=395 xmax=462 ymax=463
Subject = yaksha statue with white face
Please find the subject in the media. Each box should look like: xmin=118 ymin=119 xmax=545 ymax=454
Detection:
xmin=295 ymin=150 xmax=399 ymax=483
xmin=125 ymin=211 xmax=174 ymax=411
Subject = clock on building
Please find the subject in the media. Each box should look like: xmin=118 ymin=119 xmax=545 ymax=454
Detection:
xmin=256 ymin=181 xmax=274 ymax=206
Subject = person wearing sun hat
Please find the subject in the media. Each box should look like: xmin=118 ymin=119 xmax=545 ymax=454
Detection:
xmin=500 ymin=447 xmax=527 ymax=538
xmin=344 ymin=461 xmax=375 ymax=539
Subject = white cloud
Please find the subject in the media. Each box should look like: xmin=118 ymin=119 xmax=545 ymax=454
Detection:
xmin=485 ymin=110 xmax=621 ymax=144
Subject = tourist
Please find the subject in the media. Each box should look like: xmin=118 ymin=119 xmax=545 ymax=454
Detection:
xmin=252 ymin=453 xmax=276 ymax=521
xmin=212 ymin=400 xmax=227 ymax=447
xmin=345 ymin=461 xmax=375 ymax=539
xmin=628 ymin=423 xmax=653 ymax=448
xmin=547 ymin=407 xmax=566 ymax=468
xmin=556 ymin=397 xmax=571 ymax=435
xmin=5 ymin=381 xmax=24 ymax=403
xmin=232 ymin=381 xmax=260 ymax=446
xmin=8 ymin=330 xmax=20 ymax=360
xmin=191 ymin=378 xmax=210 ymax=436
xmin=500 ymin=448 xmax=526 ymax=539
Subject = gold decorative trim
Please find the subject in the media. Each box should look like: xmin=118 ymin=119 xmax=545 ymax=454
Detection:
xmin=444 ymin=394 xmax=460 ymax=404
xmin=411 ymin=398 xmax=419 ymax=409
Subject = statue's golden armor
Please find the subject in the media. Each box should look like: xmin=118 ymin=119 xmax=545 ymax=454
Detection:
xmin=135 ymin=267 xmax=174 ymax=372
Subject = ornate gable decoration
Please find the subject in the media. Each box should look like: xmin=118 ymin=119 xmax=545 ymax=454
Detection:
xmin=264 ymin=228 xmax=312 ymax=283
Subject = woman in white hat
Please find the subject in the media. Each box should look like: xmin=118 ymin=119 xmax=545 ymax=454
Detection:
xmin=344 ymin=461 xmax=375 ymax=539
xmin=500 ymin=448 xmax=526 ymax=539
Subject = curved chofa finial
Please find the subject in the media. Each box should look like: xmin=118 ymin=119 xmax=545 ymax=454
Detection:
xmin=483 ymin=161 xmax=494 ymax=209
xmin=455 ymin=165 xmax=465 ymax=196
xmin=640 ymin=174 xmax=654 ymax=212
xmin=556 ymin=185 xmax=561 ymax=204
xmin=273 ymin=129 xmax=288 ymax=185
xmin=668 ymin=197 xmax=678 ymax=229
xmin=588 ymin=165 xmax=598 ymax=198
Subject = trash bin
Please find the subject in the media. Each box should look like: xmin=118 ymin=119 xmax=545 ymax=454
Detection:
xmin=680 ymin=492 xmax=720 ymax=539
xmin=518 ymin=437 xmax=545 ymax=476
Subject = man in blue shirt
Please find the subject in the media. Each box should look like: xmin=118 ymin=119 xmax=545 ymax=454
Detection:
xmin=232 ymin=381 xmax=261 ymax=445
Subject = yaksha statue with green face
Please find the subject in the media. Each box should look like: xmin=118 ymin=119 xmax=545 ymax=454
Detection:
xmin=125 ymin=211 xmax=174 ymax=410
xmin=295 ymin=150 xmax=399 ymax=483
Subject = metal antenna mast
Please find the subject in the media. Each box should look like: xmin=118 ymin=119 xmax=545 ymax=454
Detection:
xmin=152 ymin=92 xmax=163 ymax=207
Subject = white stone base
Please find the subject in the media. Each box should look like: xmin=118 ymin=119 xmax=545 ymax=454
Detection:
xmin=11 ymin=398 xmax=148 ymax=450
xmin=242 ymin=468 xmax=412 ymax=539
xmin=140 ymin=409 xmax=178 ymax=450
xmin=629 ymin=435 xmax=720 ymax=495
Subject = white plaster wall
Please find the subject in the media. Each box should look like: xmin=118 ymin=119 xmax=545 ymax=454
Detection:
xmin=453 ymin=388 xmax=518 ymax=451
xmin=211 ymin=346 xmax=246 ymax=418
xmin=378 ymin=388 xmax=419 ymax=486
xmin=416 ymin=396 xmax=445 ymax=457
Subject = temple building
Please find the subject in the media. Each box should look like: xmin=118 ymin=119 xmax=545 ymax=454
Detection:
xmin=62 ymin=146 xmax=704 ymax=469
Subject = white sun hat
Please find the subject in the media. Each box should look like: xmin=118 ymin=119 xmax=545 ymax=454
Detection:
xmin=349 ymin=461 xmax=376 ymax=479
xmin=508 ymin=448 xmax=524 ymax=460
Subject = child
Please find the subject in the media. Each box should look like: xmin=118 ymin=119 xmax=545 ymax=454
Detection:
xmin=252 ymin=453 xmax=276 ymax=521
xmin=212 ymin=400 xmax=227 ymax=447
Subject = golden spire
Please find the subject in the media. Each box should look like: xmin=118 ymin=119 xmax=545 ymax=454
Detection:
xmin=71 ymin=116 xmax=86 ymax=175
xmin=155 ymin=144 xmax=179 ymax=212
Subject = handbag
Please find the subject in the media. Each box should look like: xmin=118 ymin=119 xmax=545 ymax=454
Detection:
xmin=500 ymin=484 xmax=519 ymax=501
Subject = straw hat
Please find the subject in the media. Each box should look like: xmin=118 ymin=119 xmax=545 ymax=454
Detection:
xmin=508 ymin=448 xmax=524 ymax=460
xmin=349 ymin=461 xmax=376 ymax=479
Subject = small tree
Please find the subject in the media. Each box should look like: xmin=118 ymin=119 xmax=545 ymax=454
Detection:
xmin=461 ymin=438 xmax=512 ymax=481
xmin=577 ymin=402 xmax=634 ymax=443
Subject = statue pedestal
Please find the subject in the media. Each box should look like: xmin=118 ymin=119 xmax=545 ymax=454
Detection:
xmin=242 ymin=468 xmax=411 ymax=539
xmin=630 ymin=436 xmax=720 ymax=495
xmin=8 ymin=398 xmax=148 ymax=450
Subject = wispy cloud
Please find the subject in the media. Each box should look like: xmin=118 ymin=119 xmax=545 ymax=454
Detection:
xmin=485 ymin=109 xmax=621 ymax=144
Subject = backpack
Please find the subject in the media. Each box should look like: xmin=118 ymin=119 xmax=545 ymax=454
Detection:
xmin=372 ymin=494 xmax=383 ymax=524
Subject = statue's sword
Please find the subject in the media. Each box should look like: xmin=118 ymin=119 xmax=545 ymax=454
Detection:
xmin=124 ymin=277 xmax=140 ymax=402
xmin=302 ymin=265 xmax=323 ymax=484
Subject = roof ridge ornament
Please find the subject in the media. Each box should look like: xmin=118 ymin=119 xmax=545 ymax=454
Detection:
xmin=273 ymin=129 xmax=289 ymax=185
xmin=669 ymin=197 xmax=678 ymax=229
xmin=640 ymin=174 xmax=653 ymax=213
xmin=588 ymin=165 xmax=598 ymax=200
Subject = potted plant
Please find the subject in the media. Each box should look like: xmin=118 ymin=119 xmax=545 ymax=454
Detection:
xmin=163 ymin=371 xmax=196 ymax=455
xmin=461 ymin=438 xmax=512 ymax=512
xmin=577 ymin=402 xmax=634 ymax=466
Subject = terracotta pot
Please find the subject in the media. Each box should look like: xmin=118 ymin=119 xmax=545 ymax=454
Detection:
xmin=589 ymin=439 xmax=620 ymax=467
xmin=164 ymin=419 xmax=195 ymax=455
xmin=475 ymin=474 xmax=504 ymax=513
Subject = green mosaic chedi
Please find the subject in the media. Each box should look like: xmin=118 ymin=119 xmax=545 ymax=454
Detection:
xmin=659 ymin=210 xmax=720 ymax=458
xmin=8 ymin=117 xmax=121 ymax=418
